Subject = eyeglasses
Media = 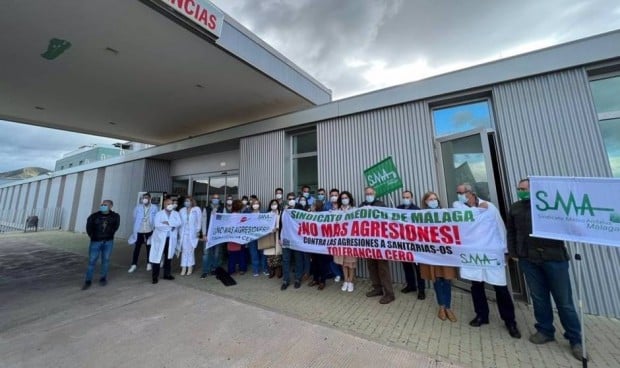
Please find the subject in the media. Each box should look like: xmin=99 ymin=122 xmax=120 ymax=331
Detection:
xmin=517 ymin=188 xmax=528 ymax=191
xmin=456 ymin=191 xmax=467 ymax=195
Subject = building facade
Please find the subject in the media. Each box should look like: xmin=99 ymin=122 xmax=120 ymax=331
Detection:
xmin=2 ymin=30 xmax=620 ymax=317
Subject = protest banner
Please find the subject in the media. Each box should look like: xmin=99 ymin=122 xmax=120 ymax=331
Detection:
xmin=206 ymin=212 xmax=277 ymax=248
xmin=530 ymin=176 xmax=620 ymax=247
xmin=363 ymin=157 xmax=403 ymax=197
xmin=281 ymin=206 xmax=506 ymax=268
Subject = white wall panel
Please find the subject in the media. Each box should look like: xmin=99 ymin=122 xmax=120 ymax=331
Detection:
xmin=74 ymin=170 xmax=99 ymax=233
xmin=101 ymin=161 xmax=146 ymax=239
xmin=35 ymin=179 xmax=49 ymax=209
xmin=60 ymin=174 xmax=78 ymax=231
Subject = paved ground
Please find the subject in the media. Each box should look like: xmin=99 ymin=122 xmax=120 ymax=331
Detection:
xmin=1 ymin=231 xmax=619 ymax=368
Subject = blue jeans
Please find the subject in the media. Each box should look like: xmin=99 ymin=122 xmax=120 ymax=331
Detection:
xmin=228 ymin=250 xmax=247 ymax=274
xmin=433 ymin=278 xmax=452 ymax=309
xmin=248 ymin=240 xmax=266 ymax=274
xmin=519 ymin=259 xmax=582 ymax=345
xmin=302 ymin=252 xmax=311 ymax=276
xmin=202 ymin=244 xmax=223 ymax=273
xmin=85 ymin=240 xmax=114 ymax=282
xmin=282 ymin=247 xmax=303 ymax=284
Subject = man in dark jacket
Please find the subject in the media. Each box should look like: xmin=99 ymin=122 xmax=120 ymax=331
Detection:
xmin=507 ymin=178 xmax=583 ymax=361
xmin=82 ymin=199 xmax=120 ymax=290
xmin=397 ymin=190 xmax=426 ymax=300
xmin=201 ymin=194 xmax=225 ymax=278
xmin=362 ymin=187 xmax=395 ymax=304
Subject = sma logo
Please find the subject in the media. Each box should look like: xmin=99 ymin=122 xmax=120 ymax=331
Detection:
xmin=535 ymin=190 xmax=614 ymax=216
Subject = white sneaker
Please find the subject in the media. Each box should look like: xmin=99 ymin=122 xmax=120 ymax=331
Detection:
xmin=341 ymin=282 xmax=348 ymax=291
xmin=146 ymin=264 xmax=152 ymax=271
xmin=334 ymin=276 xmax=341 ymax=282
xmin=128 ymin=265 xmax=137 ymax=273
xmin=347 ymin=282 xmax=354 ymax=292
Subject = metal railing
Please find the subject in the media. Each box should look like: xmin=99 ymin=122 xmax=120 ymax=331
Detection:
xmin=0 ymin=208 xmax=62 ymax=233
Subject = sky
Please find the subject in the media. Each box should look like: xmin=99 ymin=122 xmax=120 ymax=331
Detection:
xmin=2 ymin=0 xmax=620 ymax=173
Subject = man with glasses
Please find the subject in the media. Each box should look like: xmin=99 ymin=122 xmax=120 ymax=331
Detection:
xmin=507 ymin=178 xmax=582 ymax=361
xmin=453 ymin=183 xmax=520 ymax=339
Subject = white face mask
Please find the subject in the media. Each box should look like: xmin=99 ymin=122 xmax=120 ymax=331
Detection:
xmin=226 ymin=199 xmax=233 ymax=205
xmin=457 ymin=194 xmax=468 ymax=203
xmin=252 ymin=204 xmax=260 ymax=210
xmin=365 ymin=195 xmax=375 ymax=203
xmin=242 ymin=200 xmax=248 ymax=205
xmin=166 ymin=204 xmax=174 ymax=211
xmin=302 ymin=192 xmax=310 ymax=198
xmin=184 ymin=201 xmax=191 ymax=207
xmin=299 ymin=200 xmax=307 ymax=207
xmin=172 ymin=204 xmax=178 ymax=209
xmin=288 ymin=199 xmax=296 ymax=207
xmin=341 ymin=198 xmax=350 ymax=206
xmin=271 ymin=204 xmax=278 ymax=210
xmin=330 ymin=195 xmax=338 ymax=203
xmin=402 ymin=198 xmax=411 ymax=206
xmin=275 ymin=193 xmax=283 ymax=199
xmin=427 ymin=199 xmax=439 ymax=209
xmin=142 ymin=198 xmax=149 ymax=205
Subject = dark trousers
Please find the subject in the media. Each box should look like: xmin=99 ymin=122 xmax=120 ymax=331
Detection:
xmin=471 ymin=281 xmax=516 ymax=325
xmin=367 ymin=259 xmax=394 ymax=298
xmin=151 ymin=238 xmax=171 ymax=280
xmin=131 ymin=232 xmax=152 ymax=266
xmin=402 ymin=262 xmax=425 ymax=291
xmin=311 ymin=253 xmax=331 ymax=283
xmin=228 ymin=250 xmax=247 ymax=274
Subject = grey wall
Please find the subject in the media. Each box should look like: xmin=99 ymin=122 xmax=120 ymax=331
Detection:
xmin=143 ymin=159 xmax=172 ymax=193
xmin=239 ymin=131 xmax=286 ymax=207
xmin=60 ymin=174 xmax=79 ymax=231
xmin=170 ymin=150 xmax=240 ymax=177
xmin=74 ymin=169 xmax=99 ymax=233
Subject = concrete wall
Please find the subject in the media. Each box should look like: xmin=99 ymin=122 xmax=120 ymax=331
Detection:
xmin=101 ymin=161 xmax=146 ymax=239
xmin=170 ymin=150 xmax=240 ymax=177
xmin=74 ymin=170 xmax=99 ymax=233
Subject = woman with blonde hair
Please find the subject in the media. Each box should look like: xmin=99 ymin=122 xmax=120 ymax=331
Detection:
xmin=419 ymin=191 xmax=458 ymax=322
xmin=178 ymin=196 xmax=202 ymax=276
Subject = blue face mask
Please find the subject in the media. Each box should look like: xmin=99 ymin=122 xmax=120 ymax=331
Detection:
xmin=365 ymin=195 xmax=375 ymax=203
xmin=457 ymin=194 xmax=468 ymax=203
xmin=402 ymin=198 xmax=411 ymax=206
xmin=100 ymin=205 xmax=109 ymax=213
xmin=211 ymin=198 xmax=220 ymax=205
xmin=317 ymin=194 xmax=325 ymax=201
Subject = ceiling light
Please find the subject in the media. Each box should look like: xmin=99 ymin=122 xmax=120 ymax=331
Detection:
xmin=104 ymin=47 xmax=119 ymax=55
xmin=34 ymin=106 xmax=45 ymax=110
xmin=195 ymin=84 xmax=205 ymax=88
xmin=108 ymin=122 xmax=116 ymax=125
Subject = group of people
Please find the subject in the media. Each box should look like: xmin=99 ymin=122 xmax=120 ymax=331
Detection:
xmin=81 ymin=179 xmax=584 ymax=361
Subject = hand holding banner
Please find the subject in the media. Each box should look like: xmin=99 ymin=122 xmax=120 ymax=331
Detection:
xmin=206 ymin=212 xmax=277 ymax=248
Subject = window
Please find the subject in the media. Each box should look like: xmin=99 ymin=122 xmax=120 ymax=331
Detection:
xmin=433 ymin=100 xmax=493 ymax=137
xmin=590 ymin=75 xmax=620 ymax=177
xmin=291 ymin=129 xmax=318 ymax=193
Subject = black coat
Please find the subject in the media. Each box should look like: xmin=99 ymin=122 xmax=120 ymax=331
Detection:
xmin=86 ymin=211 xmax=120 ymax=241
xmin=507 ymin=199 xmax=568 ymax=262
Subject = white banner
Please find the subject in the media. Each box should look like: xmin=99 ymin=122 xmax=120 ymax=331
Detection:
xmin=206 ymin=212 xmax=277 ymax=248
xmin=281 ymin=207 xmax=507 ymax=269
xmin=530 ymin=176 xmax=620 ymax=247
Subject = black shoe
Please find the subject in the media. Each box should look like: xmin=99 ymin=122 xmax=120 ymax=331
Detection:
xmin=200 ymin=273 xmax=208 ymax=279
xmin=99 ymin=277 xmax=107 ymax=286
xmin=163 ymin=275 xmax=175 ymax=280
xmin=81 ymin=281 xmax=92 ymax=290
xmin=400 ymin=285 xmax=415 ymax=294
xmin=469 ymin=316 xmax=489 ymax=327
xmin=152 ymin=278 xmax=159 ymax=284
xmin=366 ymin=289 xmax=383 ymax=297
xmin=507 ymin=323 xmax=521 ymax=339
xmin=210 ymin=270 xmax=217 ymax=276
xmin=294 ymin=281 xmax=301 ymax=289
xmin=281 ymin=282 xmax=289 ymax=290
xmin=417 ymin=291 xmax=426 ymax=300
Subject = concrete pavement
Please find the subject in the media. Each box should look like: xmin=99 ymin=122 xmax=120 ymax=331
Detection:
xmin=1 ymin=231 xmax=619 ymax=368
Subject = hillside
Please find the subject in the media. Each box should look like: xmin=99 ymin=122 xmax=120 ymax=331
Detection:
xmin=0 ymin=167 xmax=51 ymax=180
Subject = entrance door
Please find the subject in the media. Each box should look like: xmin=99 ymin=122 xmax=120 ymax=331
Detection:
xmin=435 ymin=128 xmax=525 ymax=298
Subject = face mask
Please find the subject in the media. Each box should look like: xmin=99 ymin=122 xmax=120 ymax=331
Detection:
xmin=517 ymin=191 xmax=530 ymax=201
xmin=211 ymin=198 xmax=220 ymax=205
xmin=402 ymin=198 xmax=411 ymax=206
xmin=252 ymin=204 xmax=260 ymax=210
xmin=184 ymin=201 xmax=191 ymax=207
xmin=457 ymin=194 xmax=468 ymax=203
xmin=341 ymin=198 xmax=350 ymax=206
xmin=330 ymin=195 xmax=338 ymax=203
xmin=288 ymin=199 xmax=296 ymax=207
xmin=427 ymin=200 xmax=439 ymax=209
xmin=242 ymin=200 xmax=248 ymax=205
xmin=299 ymin=200 xmax=307 ymax=206
xmin=142 ymin=198 xmax=149 ymax=205
xmin=275 ymin=193 xmax=283 ymax=199
xmin=100 ymin=205 xmax=109 ymax=213
xmin=365 ymin=195 xmax=375 ymax=203
xmin=166 ymin=204 xmax=174 ymax=211
xmin=271 ymin=204 xmax=278 ymax=210
xmin=302 ymin=192 xmax=310 ymax=198
xmin=226 ymin=199 xmax=233 ymax=205
xmin=317 ymin=194 xmax=325 ymax=201
xmin=173 ymin=204 xmax=178 ymax=209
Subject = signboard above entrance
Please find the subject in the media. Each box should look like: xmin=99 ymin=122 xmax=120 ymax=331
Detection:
xmin=161 ymin=0 xmax=225 ymax=38
xmin=363 ymin=157 xmax=404 ymax=197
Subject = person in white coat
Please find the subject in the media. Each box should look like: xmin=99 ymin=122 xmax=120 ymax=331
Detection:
xmin=453 ymin=183 xmax=521 ymax=339
xmin=178 ymin=196 xmax=202 ymax=276
xmin=128 ymin=193 xmax=158 ymax=273
xmin=149 ymin=198 xmax=182 ymax=284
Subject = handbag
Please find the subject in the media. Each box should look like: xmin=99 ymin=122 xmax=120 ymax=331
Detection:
xmin=258 ymin=233 xmax=276 ymax=250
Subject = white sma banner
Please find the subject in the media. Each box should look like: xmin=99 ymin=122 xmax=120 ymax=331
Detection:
xmin=530 ymin=176 xmax=620 ymax=246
